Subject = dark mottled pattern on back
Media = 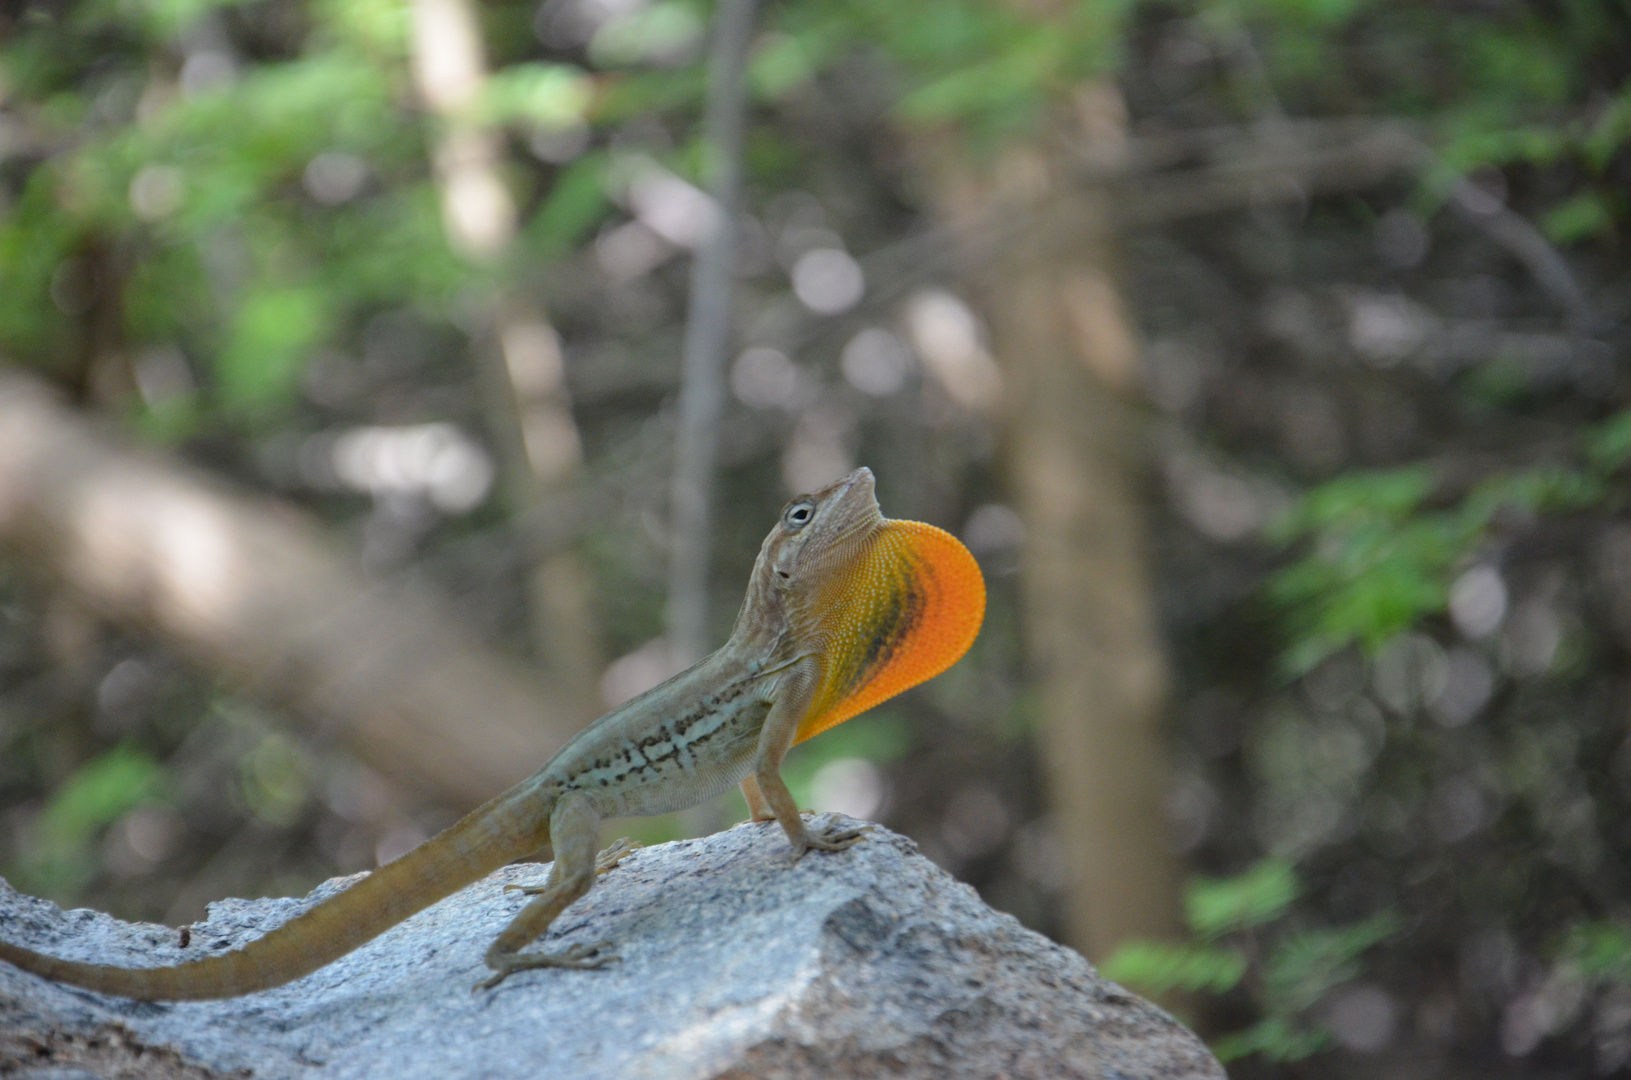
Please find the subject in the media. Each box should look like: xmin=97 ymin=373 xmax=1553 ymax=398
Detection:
xmin=841 ymin=549 xmax=928 ymax=698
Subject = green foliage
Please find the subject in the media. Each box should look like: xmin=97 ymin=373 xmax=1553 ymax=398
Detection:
xmin=1584 ymin=85 xmax=1631 ymax=170
xmin=1099 ymin=941 xmax=1248 ymax=994
xmin=1564 ymin=922 xmax=1631 ymax=983
xmin=528 ymin=154 xmax=613 ymax=257
xmin=1185 ymin=857 xmax=1299 ymax=937
xmin=1184 ymin=0 xmax=1631 ymax=243
xmin=1262 ymin=912 xmax=1400 ymax=1014
xmin=1109 ymin=860 xmax=1399 ymax=1064
xmin=11 ymin=746 xmax=166 ymax=901
xmin=0 ymin=9 xmax=474 ymax=427
xmin=219 ymin=285 xmax=331 ymax=414
xmin=762 ymin=0 xmax=1130 ymax=143
xmin=1212 ymin=1016 xmax=1331 ymax=1063
xmin=1585 ymin=407 xmax=1631 ymax=472
xmin=586 ymin=0 xmax=703 ymax=69
xmin=1542 ymin=190 xmax=1616 ymax=244
xmin=747 ymin=31 xmax=829 ymax=101
xmin=477 ymin=63 xmax=594 ymax=129
xmin=1266 ymin=467 xmax=1455 ymax=674
xmin=1227 ymin=0 xmax=1368 ymax=30
xmin=1266 ymin=462 xmax=1607 ymax=675
xmin=1459 ymin=354 xmax=1537 ymax=409
xmin=1266 ymin=466 xmax=1435 ymax=542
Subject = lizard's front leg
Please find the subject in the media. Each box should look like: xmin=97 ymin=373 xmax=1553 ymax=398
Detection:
xmin=754 ymin=665 xmax=865 ymax=861
xmin=478 ymin=792 xmax=614 ymax=991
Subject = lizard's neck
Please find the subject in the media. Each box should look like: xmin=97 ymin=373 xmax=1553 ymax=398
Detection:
xmin=721 ymin=513 xmax=883 ymax=674
xmin=720 ymin=563 xmax=793 ymax=670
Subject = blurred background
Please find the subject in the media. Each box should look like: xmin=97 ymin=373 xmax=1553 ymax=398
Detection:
xmin=1 ymin=0 xmax=1629 ymax=1074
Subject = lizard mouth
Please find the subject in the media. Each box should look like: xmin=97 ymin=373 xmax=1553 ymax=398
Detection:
xmin=830 ymin=467 xmax=879 ymax=531
xmin=832 ymin=466 xmax=875 ymax=504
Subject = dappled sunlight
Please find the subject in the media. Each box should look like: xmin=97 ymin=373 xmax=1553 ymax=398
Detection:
xmin=330 ymin=423 xmax=495 ymax=513
xmin=903 ymin=289 xmax=1002 ymax=412
xmin=790 ymin=247 xmax=864 ymax=315
xmin=70 ymin=476 xmax=246 ymax=640
xmin=839 ymin=328 xmax=912 ymax=397
xmin=650 ymin=974 xmax=815 ymax=1063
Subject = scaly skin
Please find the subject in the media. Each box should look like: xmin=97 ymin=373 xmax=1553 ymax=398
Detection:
xmin=0 ymin=467 xmax=985 ymax=999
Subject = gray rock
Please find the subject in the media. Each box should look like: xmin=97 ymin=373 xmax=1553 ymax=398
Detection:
xmin=0 ymin=817 xmax=1222 ymax=1080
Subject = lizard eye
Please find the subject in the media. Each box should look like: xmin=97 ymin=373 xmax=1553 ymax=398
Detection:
xmin=784 ymin=502 xmax=815 ymax=529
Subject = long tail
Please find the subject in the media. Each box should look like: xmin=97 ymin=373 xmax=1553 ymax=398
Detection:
xmin=0 ymin=785 xmax=551 ymax=1000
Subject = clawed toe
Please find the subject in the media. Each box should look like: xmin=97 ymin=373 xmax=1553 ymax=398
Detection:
xmin=594 ymin=838 xmax=642 ymax=875
xmin=474 ymin=940 xmax=621 ymax=991
xmin=789 ymin=824 xmax=868 ymax=862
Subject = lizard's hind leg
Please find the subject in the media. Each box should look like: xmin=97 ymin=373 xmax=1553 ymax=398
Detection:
xmin=478 ymin=793 xmax=615 ymax=991
xmin=502 ymin=836 xmax=641 ymax=897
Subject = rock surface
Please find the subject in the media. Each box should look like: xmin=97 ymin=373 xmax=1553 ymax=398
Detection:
xmin=0 ymin=817 xmax=1223 ymax=1080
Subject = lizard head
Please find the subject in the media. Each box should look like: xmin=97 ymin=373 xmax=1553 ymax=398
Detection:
xmin=744 ymin=466 xmax=986 ymax=746
xmin=762 ymin=466 xmax=885 ymax=588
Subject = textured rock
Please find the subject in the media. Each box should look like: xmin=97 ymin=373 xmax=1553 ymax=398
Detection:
xmin=0 ymin=817 xmax=1222 ymax=1080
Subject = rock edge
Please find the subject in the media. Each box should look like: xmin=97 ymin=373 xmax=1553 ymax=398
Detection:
xmin=1 ymin=817 xmax=1223 ymax=1080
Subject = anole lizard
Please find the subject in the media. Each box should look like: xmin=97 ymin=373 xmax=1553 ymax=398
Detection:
xmin=0 ymin=466 xmax=985 ymax=999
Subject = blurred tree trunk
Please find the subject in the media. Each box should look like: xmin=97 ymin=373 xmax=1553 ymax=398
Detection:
xmin=0 ymin=373 xmax=577 ymax=806
xmin=918 ymin=85 xmax=1181 ymax=959
xmin=410 ymin=0 xmax=602 ymax=716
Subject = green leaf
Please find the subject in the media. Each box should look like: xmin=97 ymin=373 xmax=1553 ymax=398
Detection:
xmin=1564 ymin=922 xmax=1631 ymax=982
xmin=38 ymin=746 xmax=165 ymax=850
xmin=1586 ymin=409 xmax=1631 ymax=472
xmin=1262 ymin=912 xmax=1401 ymax=1013
xmin=218 ymin=284 xmax=331 ymax=413
xmin=1185 ymin=858 xmax=1300 ymax=938
xmin=1463 ymin=466 xmax=1605 ymax=522
xmin=12 ymin=746 xmax=166 ymax=900
xmin=1584 ymin=86 xmax=1631 ymax=169
xmin=123 ymin=0 xmax=260 ymax=40
xmin=1458 ymin=353 xmax=1531 ymax=408
xmin=1543 ymin=191 xmax=1615 ymax=243
xmin=528 ymin=153 xmax=612 ymax=258
xmin=587 ymin=1 xmax=704 ymax=69
xmin=1264 ymin=462 xmax=1606 ymax=675
xmin=1236 ymin=0 xmax=1368 ymax=29
xmin=1265 ymin=466 xmax=1433 ymax=544
xmin=748 ymin=32 xmax=824 ymax=100
xmin=1212 ymin=1017 xmax=1331 ymax=1063
xmin=1100 ymin=940 xmax=1249 ymax=995
xmin=477 ymin=64 xmax=593 ymax=129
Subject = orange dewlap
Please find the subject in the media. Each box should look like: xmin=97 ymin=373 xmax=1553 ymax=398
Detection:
xmin=794 ymin=519 xmax=986 ymax=745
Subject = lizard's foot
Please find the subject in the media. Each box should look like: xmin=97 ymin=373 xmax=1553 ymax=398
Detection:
xmin=474 ymin=940 xmax=619 ymax=991
xmin=788 ymin=817 xmax=867 ymax=863
xmin=504 ymin=840 xmax=641 ymax=897
xmin=593 ymin=837 xmax=642 ymax=874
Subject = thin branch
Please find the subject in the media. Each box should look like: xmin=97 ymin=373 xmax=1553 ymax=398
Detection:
xmin=754 ymin=119 xmax=1600 ymax=352
xmin=1445 ymin=180 xmax=1600 ymax=330
xmin=666 ymin=0 xmax=759 ymax=666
